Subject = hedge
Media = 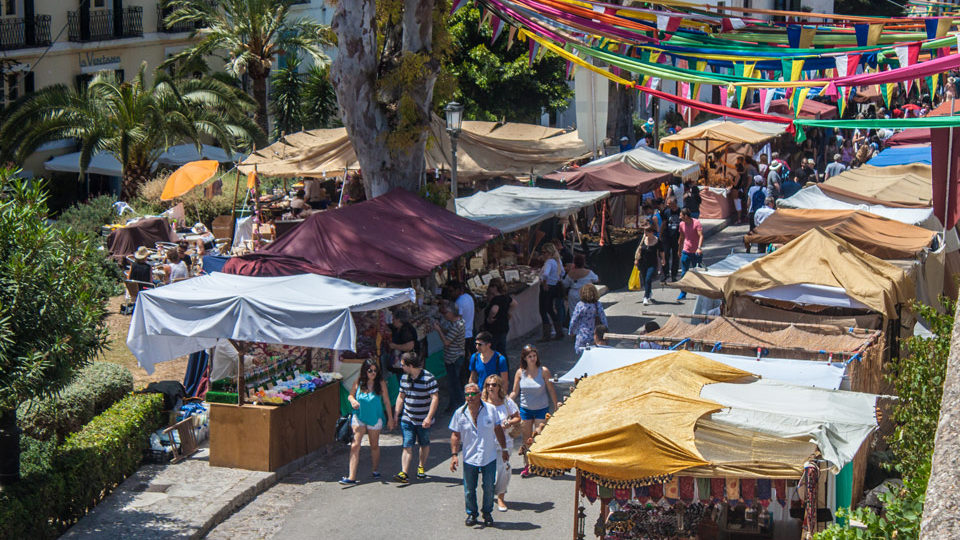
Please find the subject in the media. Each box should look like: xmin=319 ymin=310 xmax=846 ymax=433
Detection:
xmin=18 ymin=362 xmax=134 ymax=442
xmin=0 ymin=392 xmax=164 ymax=539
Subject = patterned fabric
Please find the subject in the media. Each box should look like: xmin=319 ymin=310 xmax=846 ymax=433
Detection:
xmin=757 ymin=479 xmax=773 ymax=508
xmin=635 ymin=484 xmax=650 ymax=503
xmin=774 ymin=479 xmax=788 ymax=506
xmin=726 ymin=478 xmax=741 ymax=502
xmin=614 ymin=488 xmax=631 ymax=503
xmin=679 ymin=477 xmax=696 ymax=503
xmin=711 ymin=478 xmax=725 ymax=501
xmin=697 ymin=478 xmax=712 ymax=502
xmin=568 ymin=300 xmax=608 ymax=355
xmin=665 ymin=477 xmax=680 ymax=502
xmin=741 ymin=478 xmax=757 ymax=504
xmin=803 ymin=464 xmax=821 ymax=533
xmin=648 ymin=482 xmax=664 ymax=502
xmin=581 ymin=477 xmax=598 ymax=502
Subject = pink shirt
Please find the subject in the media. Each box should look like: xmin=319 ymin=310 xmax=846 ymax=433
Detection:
xmin=679 ymin=219 xmax=702 ymax=253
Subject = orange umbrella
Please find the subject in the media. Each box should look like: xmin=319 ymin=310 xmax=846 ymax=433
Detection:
xmin=160 ymin=160 xmax=220 ymax=200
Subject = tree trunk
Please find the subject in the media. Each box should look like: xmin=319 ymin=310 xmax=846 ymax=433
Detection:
xmin=606 ymin=82 xmax=636 ymax=145
xmin=0 ymin=408 xmax=19 ymax=485
xmin=120 ymin=161 xmax=153 ymax=202
xmin=920 ymin=300 xmax=960 ymax=538
xmin=331 ymin=0 xmax=438 ymax=199
xmin=251 ymin=72 xmax=270 ymax=146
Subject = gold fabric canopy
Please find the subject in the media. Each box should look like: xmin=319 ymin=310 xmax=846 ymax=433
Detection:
xmin=821 ymin=164 xmax=933 ymax=206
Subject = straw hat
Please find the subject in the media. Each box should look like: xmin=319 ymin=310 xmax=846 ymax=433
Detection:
xmin=191 ymin=222 xmax=207 ymax=234
xmin=134 ymin=246 xmax=149 ymax=261
xmin=770 ymin=162 xmax=782 ymax=171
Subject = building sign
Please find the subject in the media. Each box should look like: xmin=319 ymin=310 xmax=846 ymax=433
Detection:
xmin=79 ymin=53 xmax=122 ymax=73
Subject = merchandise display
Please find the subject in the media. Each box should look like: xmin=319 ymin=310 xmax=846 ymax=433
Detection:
xmin=250 ymin=371 xmax=340 ymax=405
xmin=605 ymin=502 xmax=712 ymax=540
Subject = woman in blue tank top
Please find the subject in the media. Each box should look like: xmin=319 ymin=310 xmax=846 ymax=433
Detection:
xmin=341 ymin=358 xmax=395 ymax=485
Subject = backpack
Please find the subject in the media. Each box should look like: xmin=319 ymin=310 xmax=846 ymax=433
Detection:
xmin=751 ymin=187 xmax=767 ymax=213
xmin=663 ymin=209 xmax=681 ymax=236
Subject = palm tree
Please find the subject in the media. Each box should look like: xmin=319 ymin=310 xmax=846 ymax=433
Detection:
xmin=0 ymin=63 xmax=260 ymax=201
xmin=162 ymin=0 xmax=330 ymax=141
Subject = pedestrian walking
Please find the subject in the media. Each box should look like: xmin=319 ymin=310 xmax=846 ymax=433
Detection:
xmin=634 ymin=225 xmax=664 ymax=306
xmin=509 ymin=345 xmax=559 ymax=478
xmin=469 ymin=331 xmax=509 ymax=388
xmin=568 ymin=284 xmax=608 ymax=355
xmin=659 ymin=197 xmax=682 ymax=281
xmin=483 ymin=278 xmax=516 ymax=357
xmin=450 ymin=382 xmax=509 ymax=528
xmin=481 ymin=374 xmax=521 ymax=512
xmin=434 ymin=300 xmax=466 ymax=412
xmin=537 ymin=243 xmax=565 ymax=341
xmin=676 ymin=208 xmax=703 ymax=301
xmin=340 ymin=359 xmax=395 ymax=485
xmin=393 ymin=352 xmax=439 ymax=483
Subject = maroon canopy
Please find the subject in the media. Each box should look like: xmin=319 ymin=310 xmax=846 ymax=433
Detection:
xmin=223 ymin=188 xmax=501 ymax=282
xmin=106 ymin=217 xmax=178 ymax=263
xmin=745 ymin=98 xmax=837 ymax=119
xmin=886 ymin=128 xmax=930 ymax=147
xmin=543 ymin=161 xmax=669 ymax=195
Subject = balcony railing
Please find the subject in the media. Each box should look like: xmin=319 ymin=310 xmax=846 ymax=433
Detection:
xmin=156 ymin=4 xmax=201 ymax=33
xmin=0 ymin=15 xmax=52 ymax=50
xmin=67 ymin=7 xmax=143 ymax=42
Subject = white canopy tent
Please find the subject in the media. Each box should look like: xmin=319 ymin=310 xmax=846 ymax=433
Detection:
xmin=580 ymin=146 xmax=700 ymax=181
xmin=127 ymin=272 xmax=415 ymax=374
xmin=44 ymin=144 xmax=241 ymax=177
xmin=559 ymin=347 xmax=847 ymax=388
xmin=454 ymin=185 xmax=609 ymax=233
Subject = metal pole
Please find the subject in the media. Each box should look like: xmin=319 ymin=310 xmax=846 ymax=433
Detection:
xmin=653 ymin=96 xmax=660 ymax=148
xmin=451 ymin=132 xmax=459 ymax=200
xmin=945 ymin=97 xmax=955 ymax=239
xmin=589 ymin=70 xmax=598 ymax=158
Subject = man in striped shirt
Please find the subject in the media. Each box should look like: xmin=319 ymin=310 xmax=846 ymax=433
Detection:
xmin=393 ymin=352 xmax=439 ymax=483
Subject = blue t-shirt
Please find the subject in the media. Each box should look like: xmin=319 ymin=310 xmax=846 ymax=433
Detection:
xmin=469 ymin=351 xmax=508 ymax=386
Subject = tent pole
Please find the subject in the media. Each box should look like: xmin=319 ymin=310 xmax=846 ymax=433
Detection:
xmin=230 ymin=169 xmax=241 ymax=243
xmin=945 ymin=97 xmax=955 ymax=239
xmin=573 ymin=469 xmax=582 ymax=540
xmin=230 ymin=339 xmax=247 ymax=405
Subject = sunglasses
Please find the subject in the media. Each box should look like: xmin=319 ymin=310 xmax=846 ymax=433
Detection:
xmin=366 ymin=367 xmax=378 ymax=373
xmin=475 ymin=342 xmax=488 ymax=347
xmin=465 ymin=391 xmax=479 ymax=397
xmin=485 ymin=383 xmax=499 ymax=387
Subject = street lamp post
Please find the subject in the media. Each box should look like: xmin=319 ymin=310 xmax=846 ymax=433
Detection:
xmin=444 ymin=101 xmax=464 ymax=199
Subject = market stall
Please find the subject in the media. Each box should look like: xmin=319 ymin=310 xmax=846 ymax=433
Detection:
xmin=106 ymin=217 xmax=179 ymax=264
xmin=579 ymin=146 xmax=700 ymax=182
xmin=866 ymin=145 xmax=932 ymax=167
xmin=744 ymin=98 xmax=838 ymax=119
xmin=820 ymin=164 xmax=932 ymax=206
xmin=127 ymin=272 xmax=415 ymax=471
xmin=529 ymin=351 xmax=882 ymax=539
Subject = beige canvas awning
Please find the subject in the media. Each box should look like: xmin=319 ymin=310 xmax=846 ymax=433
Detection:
xmin=821 ymin=164 xmax=933 ymax=206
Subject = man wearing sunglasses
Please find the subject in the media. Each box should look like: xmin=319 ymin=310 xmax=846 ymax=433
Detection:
xmin=450 ymin=382 xmax=509 ymax=528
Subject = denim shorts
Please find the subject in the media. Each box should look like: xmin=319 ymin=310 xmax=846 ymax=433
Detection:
xmin=400 ymin=420 xmax=430 ymax=448
xmin=519 ymin=406 xmax=549 ymax=420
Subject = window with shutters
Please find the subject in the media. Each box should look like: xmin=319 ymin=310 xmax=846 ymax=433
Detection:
xmin=1 ymin=72 xmax=23 ymax=107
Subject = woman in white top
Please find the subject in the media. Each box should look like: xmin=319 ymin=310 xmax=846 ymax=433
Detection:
xmin=538 ymin=243 xmax=564 ymax=341
xmin=164 ymin=249 xmax=189 ymax=283
xmin=563 ymin=253 xmax=598 ymax=308
xmin=482 ymin=374 xmax=520 ymax=512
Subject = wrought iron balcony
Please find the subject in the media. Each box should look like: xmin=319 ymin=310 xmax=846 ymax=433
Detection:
xmin=0 ymin=15 xmax=51 ymax=51
xmin=67 ymin=7 xmax=143 ymax=42
xmin=156 ymin=3 xmax=201 ymax=33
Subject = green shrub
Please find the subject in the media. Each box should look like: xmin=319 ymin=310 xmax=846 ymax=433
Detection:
xmin=53 ymin=194 xmax=119 ymax=238
xmin=18 ymin=362 xmax=134 ymax=443
xmin=134 ymin=173 xmax=242 ymax=228
xmin=19 ymin=436 xmax=56 ymax=477
xmin=0 ymin=392 xmax=164 ymax=539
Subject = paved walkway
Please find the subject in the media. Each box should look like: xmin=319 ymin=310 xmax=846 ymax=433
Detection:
xmin=63 ymin=219 xmax=748 ymax=539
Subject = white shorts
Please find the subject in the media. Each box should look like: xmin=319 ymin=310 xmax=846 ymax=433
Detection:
xmin=351 ymin=415 xmax=383 ymax=431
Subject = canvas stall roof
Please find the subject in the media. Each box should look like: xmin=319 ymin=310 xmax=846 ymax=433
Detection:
xmin=724 ymin=228 xmax=915 ymax=320
xmin=46 ymin=152 xmax=123 ymax=176
xmin=660 ymin=120 xmax=782 ymax=146
xmin=744 ymin=98 xmax=838 ymax=119
xmin=127 ymin=273 xmax=415 ymax=373
xmin=885 ymin=129 xmax=930 ymax=146
xmin=674 ymin=253 xmax=765 ymax=299
xmin=645 ymin=315 xmax=876 ymax=354
xmin=867 ymin=145 xmax=932 ymax=167
xmin=581 ymin=145 xmax=700 ymax=181
xmin=744 ymin=209 xmax=936 ymax=260
xmin=45 ymin=145 xmax=240 ymax=176
xmin=528 ymin=351 xmax=879 ymax=482
xmin=558 ymin=347 xmax=846 ymax=388
xmin=542 ymin=161 xmax=670 ymax=194
xmin=820 ymin=164 xmax=933 ymax=206
xmin=223 ymin=189 xmax=500 ymax=282
xmin=106 ymin=217 xmax=178 ymax=263
xmin=239 ymin=115 xmax=590 ymax=179
xmin=454 ymin=185 xmax=609 ymax=233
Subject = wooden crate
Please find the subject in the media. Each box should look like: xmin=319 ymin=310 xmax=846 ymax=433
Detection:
xmin=209 ymin=382 xmax=339 ymax=471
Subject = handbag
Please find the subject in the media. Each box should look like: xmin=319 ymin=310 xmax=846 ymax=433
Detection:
xmin=506 ymin=421 xmax=524 ymax=440
xmin=335 ymin=414 xmax=353 ymax=444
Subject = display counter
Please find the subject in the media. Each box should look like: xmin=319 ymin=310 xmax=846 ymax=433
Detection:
xmin=508 ymin=276 xmax=542 ymax=341
xmin=209 ymin=380 xmax=339 ymax=471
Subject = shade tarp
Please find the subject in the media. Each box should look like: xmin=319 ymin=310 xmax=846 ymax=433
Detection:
xmin=821 ymin=164 xmax=933 ymax=206
xmin=559 ymin=347 xmax=846 ymax=388
xmin=660 ymin=120 xmax=783 ymax=146
xmin=867 ymin=145 xmax=932 ymax=166
xmin=581 ymin=146 xmax=700 ymax=181
xmin=744 ymin=209 xmax=936 ymax=260
xmin=45 ymin=152 xmax=123 ymax=176
xmin=454 ymin=185 xmax=609 ymax=233
xmin=127 ymin=272 xmax=416 ymax=373
xmin=724 ymin=227 xmax=915 ymax=319
xmin=543 ymin=161 xmax=670 ymax=194
xmin=239 ymin=115 xmax=590 ymax=179
xmin=674 ymin=252 xmax=765 ymax=299
xmin=529 ymin=351 xmax=878 ymax=481
xmin=744 ymin=98 xmax=838 ymax=119
xmin=106 ymin=217 xmax=178 ymax=263
xmin=224 ymin=188 xmax=501 ymax=282
xmin=44 ymin=144 xmax=240 ymax=177
xmin=885 ymin=129 xmax=930 ymax=146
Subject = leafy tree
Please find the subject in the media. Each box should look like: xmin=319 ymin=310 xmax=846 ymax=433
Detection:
xmin=834 ymin=0 xmax=903 ymax=18
xmin=270 ymin=56 xmax=341 ymax=140
xmin=0 ymin=63 xmax=260 ymax=201
xmin=0 ymin=169 xmax=113 ymax=484
xmin=447 ymin=6 xmax=572 ymax=123
xmin=162 ymin=0 xmax=331 ymax=141
xmin=815 ymin=299 xmax=954 ymax=540
xmin=331 ymin=0 xmax=453 ymax=198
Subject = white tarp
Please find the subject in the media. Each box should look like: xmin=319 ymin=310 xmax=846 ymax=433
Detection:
xmin=455 ymin=185 xmax=609 ymax=233
xmin=581 ymin=146 xmax=700 ymax=181
xmin=702 ymin=252 xmax=766 ymax=276
xmin=702 ymin=379 xmax=880 ymax=471
xmin=127 ymin=272 xmax=415 ymax=373
xmin=558 ymin=347 xmax=846 ymax=389
xmin=748 ymin=283 xmax=872 ymax=310
xmin=779 ymin=185 xmax=958 ymax=251
xmin=44 ymin=144 xmax=240 ymax=177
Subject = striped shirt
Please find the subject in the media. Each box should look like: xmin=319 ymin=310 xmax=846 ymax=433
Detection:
xmin=439 ymin=318 xmax=466 ymax=364
xmin=399 ymin=369 xmax=439 ymax=423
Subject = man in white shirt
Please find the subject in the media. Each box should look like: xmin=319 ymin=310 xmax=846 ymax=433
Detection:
xmin=452 ymin=281 xmax=476 ymax=369
xmin=824 ymin=153 xmax=847 ymax=180
xmin=450 ymin=382 xmax=508 ymax=528
xmin=754 ymin=196 xmax=776 ymax=227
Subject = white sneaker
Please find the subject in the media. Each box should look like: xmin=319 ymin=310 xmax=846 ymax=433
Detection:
xmin=642 ymin=297 xmax=650 ymax=306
